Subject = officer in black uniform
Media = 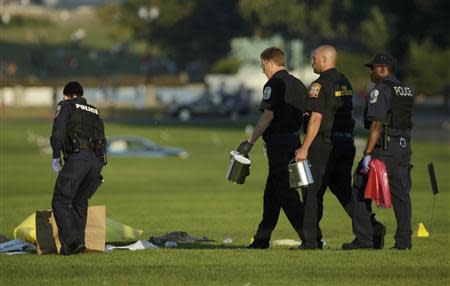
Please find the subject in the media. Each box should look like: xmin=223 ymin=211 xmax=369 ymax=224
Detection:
xmin=353 ymin=53 xmax=414 ymax=250
xmin=236 ymin=47 xmax=307 ymax=249
xmin=50 ymin=81 xmax=107 ymax=255
xmin=295 ymin=45 xmax=373 ymax=249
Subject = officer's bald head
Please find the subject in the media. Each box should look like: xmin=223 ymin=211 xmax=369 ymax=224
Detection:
xmin=312 ymin=45 xmax=337 ymax=74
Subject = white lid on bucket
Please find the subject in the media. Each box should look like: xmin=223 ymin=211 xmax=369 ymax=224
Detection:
xmin=230 ymin=151 xmax=251 ymax=165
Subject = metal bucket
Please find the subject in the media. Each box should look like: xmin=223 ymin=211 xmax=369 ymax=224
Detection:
xmin=288 ymin=159 xmax=314 ymax=188
xmin=226 ymin=151 xmax=251 ymax=184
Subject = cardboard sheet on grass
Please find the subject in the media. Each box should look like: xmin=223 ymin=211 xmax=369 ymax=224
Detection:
xmin=14 ymin=206 xmax=143 ymax=254
xmin=34 ymin=206 xmax=105 ymax=254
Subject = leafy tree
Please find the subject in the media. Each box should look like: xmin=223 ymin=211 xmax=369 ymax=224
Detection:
xmin=359 ymin=6 xmax=389 ymax=52
xmin=408 ymin=40 xmax=450 ymax=95
xmin=100 ymin=0 xmax=249 ymax=68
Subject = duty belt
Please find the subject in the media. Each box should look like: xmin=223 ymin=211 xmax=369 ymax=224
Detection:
xmin=332 ymin=132 xmax=353 ymax=139
xmin=80 ymin=143 xmax=92 ymax=150
xmin=387 ymin=135 xmax=409 ymax=148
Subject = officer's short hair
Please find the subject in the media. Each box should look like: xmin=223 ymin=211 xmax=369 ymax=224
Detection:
xmin=63 ymin=81 xmax=83 ymax=97
xmin=260 ymin=47 xmax=285 ymax=67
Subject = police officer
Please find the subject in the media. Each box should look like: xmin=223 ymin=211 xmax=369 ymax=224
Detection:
xmin=236 ymin=47 xmax=307 ymax=249
xmin=355 ymin=53 xmax=414 ymax=250
xmin=295 ymin=45 xmax=373 ymax=249
xmin=50 ymin=81 xmax=107 ymax=255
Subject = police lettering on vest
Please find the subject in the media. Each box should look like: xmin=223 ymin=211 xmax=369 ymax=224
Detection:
xmin=75 ymin=103 xmax=99 ymax=115
xmin=382 ymin=79 xmax=414 ymax=130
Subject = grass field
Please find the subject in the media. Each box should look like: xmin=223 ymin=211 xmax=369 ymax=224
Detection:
xmin=1 ymin=118 xmax=449 ymax=285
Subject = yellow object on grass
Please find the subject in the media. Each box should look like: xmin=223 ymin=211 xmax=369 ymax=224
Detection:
xmin=13 ymin=210 xmax=143 ymax=243
xmin=417 ymin=222 xmax=430 ymax=238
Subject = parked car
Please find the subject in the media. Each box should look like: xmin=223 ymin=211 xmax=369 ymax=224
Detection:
xmin=168 ymin=91 xmax=251 ymax=121
xmin=106 ymin=136 xmax=188 ymax=158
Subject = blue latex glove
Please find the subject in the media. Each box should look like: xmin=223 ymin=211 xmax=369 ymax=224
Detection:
xmin=51 ymin=158 xmax=60 ymax=173
xmin=362 ymin=155 xmax=372 ymax=173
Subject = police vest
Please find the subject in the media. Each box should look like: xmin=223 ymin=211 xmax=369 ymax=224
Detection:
xmin=381 ymin=79 xmax=414 ymax=129
xmin=64 ymin=100 xmax=105 ymax=158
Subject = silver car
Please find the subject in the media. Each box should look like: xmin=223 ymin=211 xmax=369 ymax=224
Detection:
xmin=106 ymin=136 xmax=188 ymax=158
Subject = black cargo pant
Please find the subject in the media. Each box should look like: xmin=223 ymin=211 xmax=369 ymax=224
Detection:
xmin=373 ymin=136 xmax=413 ymax=249
xmin=52 ymin=150 xmax=104 ymax=247
xmin=253 ymin=132 xmax=304 ymax=242
xmin=323 ymin=136 xmax=373 ymax=244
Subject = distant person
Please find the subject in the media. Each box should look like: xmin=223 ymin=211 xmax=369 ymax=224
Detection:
xmin=50 ymin=81 xmax=107 ymax=255
xmin=236 ymin=47 xmax=307 ymax=249
xmin=346 ymin=53 xmax=414 ymax=250
xmin=294 ymin=45 xmax=374 ymax=250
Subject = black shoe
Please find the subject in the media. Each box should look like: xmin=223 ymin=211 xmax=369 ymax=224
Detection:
xmin=342 ymin=239 xmax=373 ymax=250
xmin=390 ymin=244 xmax=411 ymax=250
xmin=60 ymin=242 xmax=86 ymax=256
xmin=71 ymin=243 xmax=86 ymax=254
xmin=247 ymin=239 xmax=269 ymax=249
xmin=371 ymin=215 xmax=387 ymax=249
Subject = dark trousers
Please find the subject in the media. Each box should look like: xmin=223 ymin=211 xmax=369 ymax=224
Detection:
xmin=373 ymin=136 xmax=413 ymax=249
xmin=52 ymin=150 xmax=104 ymax=247
xmin=301 ymin=136 xmax=373 ymax=247
xmin=254 ymin=133 xmax=304 ymax=241
xmin=325 ymin=137 xmax=373 ymax=243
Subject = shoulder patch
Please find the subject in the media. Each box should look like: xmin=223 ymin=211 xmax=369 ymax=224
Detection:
xmin=309 ymin=83 xmax=321 ymax=98
xmin=369 ymin=89 xmax=379 ymax=104
xmin=263 ymin=86 xmax=272 ymax=100
xmin=54 ymin=104 xmax=62 ymax=118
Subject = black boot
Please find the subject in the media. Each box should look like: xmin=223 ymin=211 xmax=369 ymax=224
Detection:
xmin=371 ymin=214 xmax=386 ymax=249
xmin=342 ymin=238 xmax=373 ymax=250
xmin=247 ymin=238 xmax=269 ymax=249
xmin=60 ymin=241 xmax=86 ymax=256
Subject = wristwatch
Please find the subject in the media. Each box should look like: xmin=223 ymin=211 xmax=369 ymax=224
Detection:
xmin=363 ymin=150 xmax=372 ymax=156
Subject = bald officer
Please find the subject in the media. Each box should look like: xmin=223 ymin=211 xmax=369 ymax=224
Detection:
xmin=295 ymin=45 xmax=373 ymax=250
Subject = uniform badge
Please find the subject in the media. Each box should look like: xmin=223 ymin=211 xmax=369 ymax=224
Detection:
xmin=54 ymin=105 xmax=61 ymax=118
xmin=369 ymin=89 xmax=379 ymax=104
xmin=263 ymin=86 xmax=272 ymax=100
xmin=309 ymin=83 xmax=321 ymax=98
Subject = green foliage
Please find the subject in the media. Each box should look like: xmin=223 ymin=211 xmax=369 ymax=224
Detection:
xmin=408 ymin=40 xmax=450 ymax=95
xmin=0 ymin=14 xmax=52 ymax=27
xmin=336 ymin=51 xmax=371 ymax=92
xmin=238 ymin=0 xmax=307 ymax=38
xmin=209 ymin=58 xmax=241 ymax=74
xmin=96 ymin=4 xmax=133 ymax=43
xmin=359 ymin=6 xmax=389 ymax=52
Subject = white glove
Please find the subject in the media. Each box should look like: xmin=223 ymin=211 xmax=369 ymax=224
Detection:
xmin=362 ymin=155 xmax=372 ymax=172
xmin=51 ymin=158 xmax=60 ymax=173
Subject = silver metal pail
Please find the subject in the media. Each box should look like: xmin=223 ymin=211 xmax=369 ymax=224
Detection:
xmin=288 ymin=159 xmax=314 ymax=188
xmin=226 ymin=151 xmax=251 ymax=184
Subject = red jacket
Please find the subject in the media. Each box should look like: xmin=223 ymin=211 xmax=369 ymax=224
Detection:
xmin=364 ymin=159 xmax=391 ymax=208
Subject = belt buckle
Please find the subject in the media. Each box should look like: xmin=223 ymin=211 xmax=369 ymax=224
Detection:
xmin=399 ymin=136 xmax=406 ymax=148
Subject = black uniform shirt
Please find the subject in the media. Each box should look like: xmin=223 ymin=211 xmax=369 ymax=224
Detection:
xmin=306 ymin=68 xmax=342 ymax=136
xmin=365 ymin=75 xmax=398 ymax=123
xmin=51 ymin=98 xmax=75 ymax=159
xmin=260 ymin=69 xmax=307 ymax=136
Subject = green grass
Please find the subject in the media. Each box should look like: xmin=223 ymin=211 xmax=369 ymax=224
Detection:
xmin=0 ymin=119 xmax=449 ymax=285
xmin=0 ymin=10 xmax=145 ymax=79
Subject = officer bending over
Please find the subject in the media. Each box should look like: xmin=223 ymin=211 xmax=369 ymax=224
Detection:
xmin=355 ymin=53 xmax=414 ymax=250
xmin=237 ymin=47 xmax=307 ymax=249
xmin=50 ymin=81 xmax=107 ymax=255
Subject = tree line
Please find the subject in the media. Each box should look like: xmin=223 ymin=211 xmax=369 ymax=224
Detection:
xmin=98 ymin=0 xmax=449 ymax=94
